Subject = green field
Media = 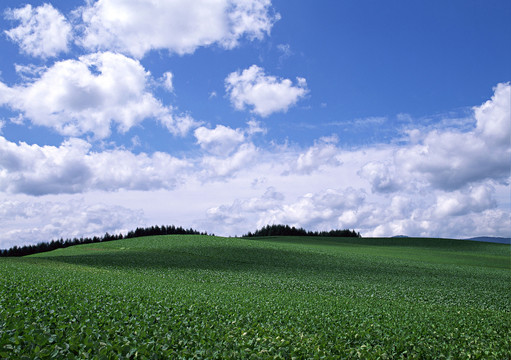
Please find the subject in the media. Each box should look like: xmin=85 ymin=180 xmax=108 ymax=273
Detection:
xmin=1 ymin=235 xmax=510 ymax=359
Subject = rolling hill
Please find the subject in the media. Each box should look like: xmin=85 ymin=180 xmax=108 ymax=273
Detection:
xmin=1 ymin=235 xmax=509 ymax=358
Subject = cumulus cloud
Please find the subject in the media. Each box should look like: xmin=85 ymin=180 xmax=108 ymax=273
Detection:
xmin=206 ymin=187 xmax=284 ymax=228
xmin=159 ymin=112 xmax=199 ymax=137
xmin=194 ymin=125 xmax=245 ymax=156
xmin=0 ymin=137 xmax=92 ymax=195
xmin=4 ymin=3 xmax=72 ymax=58
xmin=0 ymin=52 xmax=197 ymax=138
xmin=0 ymin=136 xmax=190 ymax=195
xmin=200 ymin=143 xmax=259 ymax=178
xmin=290 ymin=135 xmax=342 ymax=174
xmin=434 ymin=185 xmax=496 ymax=217
xmin=88 ymin=148 xmax=191 ymax=191
xmin=201 ymin=172 xmax=509 ymax=239
xmin=204 ymin=186 xmax=366 ymax=235
xmin=474 ymin=82 xmax=511 ymax=145
xmin=194 ymin=122 xmax=272 ymax=178
xmin=194 ymin=121 xmax=267 ymax=156
xmin=365 ymin=196 xmax=510 ymax=239
xmin=76 ymin=0 xmax=278 ymax=58
xmin=200 ymin=83 xmax=510 ymax=237
xmin=400 ymin=83 xmax=510 ymax=190
xmin=0 ymin=81 xmax=509 ymax=241
xmin=258 ymin=188 xmax=366 ymax=230
xmin=225 ymin=65 xmax=308 ymax=117
xmin=0 ymin=199 xmax=145 ymax=249
xmin=358 ymin=161 xmax=401 ymax=193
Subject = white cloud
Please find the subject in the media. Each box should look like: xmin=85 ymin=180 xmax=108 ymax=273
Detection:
xmin=200 ymin=143 xmax=259 ymax=178
xmin=0 ymin=137 xmax=92 ymax=195
xmin=434 ymin=185 xmax=496 ymax=217
xmin=400 ymin=83 xmax=510 ymax=191
xmin=159 ymin=113 xmax=200 ymax=137
xmin=14 ymin=63 xmax=47 ymax=80
xmin=0 ymin=81 xmax=14 ymax=106
xmin=367 ymin=202 xmax=511 ymax=240
xmin=194 ymin=121 xmax=267 ymax=156
xmin=200 ymin=186 xmax=367 ymax=236
xmin=225 ymin=65 xmax=308 ymax=117
xmin=358 ymin=161 xmax=401 ymax=193
xmin=197 ymin=84 xmax=510 ymax=238
xmin=400 ymin=130 xmax=507 ymax=190
xmin=246 ymin=119 xmax=267 ymax=135
xmin=200 ymin=169 xmax=509 ymax=239
xmin=4 ymin=3 xmax=72 ymax=58
xmin=1 ymin=84 xmax=509 ymax=243
xmin=257 ymin=188 xmax=366 ymax=230
xmin=0 ymin=136 xmax=190 ymax=195
xmin=8 ymin=114 xmax=24 ymax=126
xmin=77 ymin=0 xmax=279 ymax=58
xmin=0 ymin=198 xmax=145 ymax=249
xmin=0 ymin=52 xmax=197 ymax=138
xmin=206 ymin=187 xmax=284 ymax=228
xmin=88 ymin=148 xmax=191 ymax=191
xmin=193 ymin=121 xmax=274 ymax=178
xmin=291 ymin=135 xmax=342 ymax=174
xmin=194 ymin=125 xmax=245 ymax=155
xmin=355 ymin=83 xmax=511 ymax=193
xmin=474 ymin=82 xmax=510 ymax=146
xmin=161 ymin=71 xmax=174 ymax=92
xmin=327 ymin=116 xmax=387 ymax=128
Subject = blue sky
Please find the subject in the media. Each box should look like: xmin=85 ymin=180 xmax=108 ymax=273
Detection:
xmin=0 ymin=0 xmax=510 ymax=248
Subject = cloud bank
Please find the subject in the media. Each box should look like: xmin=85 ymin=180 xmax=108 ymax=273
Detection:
xmin=1 ymin=76 xmax=509 ymax=246
xmin=0 ymin=137 xmax=189 ymax=195
xmin=0 ymin=0 xmax=509 ymax=248
xmin=0 ymin=198 xmax=144 ymax=250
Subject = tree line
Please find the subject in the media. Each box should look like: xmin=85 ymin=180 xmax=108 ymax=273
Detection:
xmin=1 ymin=224 xmax=361 ymax=257
xmin=0 ymin=225 xmax=210 ymax=257
xmin=243 ymin=224 xmax=361 ymax=238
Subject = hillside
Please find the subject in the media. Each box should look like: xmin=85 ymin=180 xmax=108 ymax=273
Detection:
xmin=1 ymin=235 xmax=509 ymax=358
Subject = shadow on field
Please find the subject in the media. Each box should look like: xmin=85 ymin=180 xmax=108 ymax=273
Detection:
xmin=36 ymin=244 xmax=412 ymax=278
xmin=258 ymin=236 xmax=506 ymax=252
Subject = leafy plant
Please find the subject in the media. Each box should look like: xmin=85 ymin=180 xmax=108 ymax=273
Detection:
xmin=1 ymin=235 xmax=509 ymax=358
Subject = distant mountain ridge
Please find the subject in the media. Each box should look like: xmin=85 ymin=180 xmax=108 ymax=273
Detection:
xmin=391 ymin=235 xmax=510 ymax=245
xmin=464 ymin=237 xmax=511 ymax=245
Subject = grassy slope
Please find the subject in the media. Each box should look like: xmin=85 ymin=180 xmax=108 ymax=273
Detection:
xmin=1 ymin=235 xmax=509 ymax=359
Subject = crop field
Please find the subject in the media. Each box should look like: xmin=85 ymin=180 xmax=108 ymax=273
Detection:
xmin=0 ymin=235 xmax=510 ymax=359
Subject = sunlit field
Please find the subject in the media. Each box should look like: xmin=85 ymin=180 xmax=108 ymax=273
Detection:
xmin=1 ymin=235 xmax=509 ymax=358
